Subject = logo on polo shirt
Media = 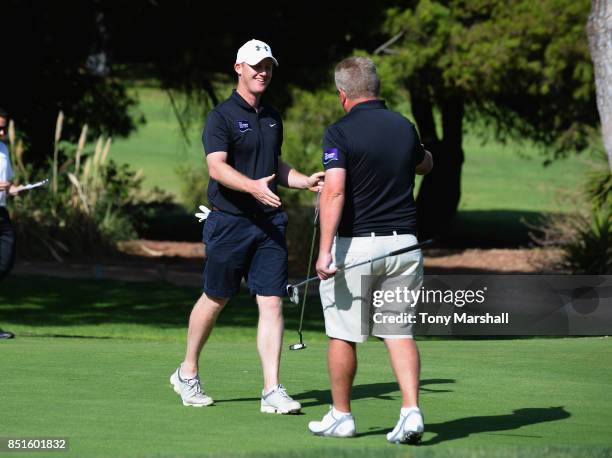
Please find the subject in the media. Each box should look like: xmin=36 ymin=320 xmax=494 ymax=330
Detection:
xmin=323 ymin=148 xmax=339 ymax=164
xmin=237 ymin=121 xmax=252 ymax=132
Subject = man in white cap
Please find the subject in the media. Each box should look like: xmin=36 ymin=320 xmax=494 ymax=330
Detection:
xmin=170 ymin=39 xmax=323 ymax=414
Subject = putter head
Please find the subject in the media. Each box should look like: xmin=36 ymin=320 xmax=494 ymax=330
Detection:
xmin=289 ymin=342 xmax=306 ymax=351
xmin=287 ymin=284 xmax=300 ymax=304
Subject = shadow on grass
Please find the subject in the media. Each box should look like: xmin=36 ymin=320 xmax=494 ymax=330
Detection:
xmin=422 ymin=406 xmax=570 ymax=445
xmin=360 ymin=406 xmax=570 ymax=445
xmin=440 ymin=209 xmax=544 ymax=248
xmin=215 ymin=379 xmax=455 ymax=406
xmin=295 ymin=379 xmax=455 ymax=408
xmin=0 ymin=275 xmax=324 ymax=331
xmin=138 ymin=206 xmax=548 ymax=248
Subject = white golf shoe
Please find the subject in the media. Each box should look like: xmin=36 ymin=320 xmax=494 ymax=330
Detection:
xmin=170 ymin=365 xmax=214 ymax=407
xmin=308 ymin=406 xmax=356 ymax=438
xmin=386 ymin=407 xmax=424 ymax=444
xmin=260 ymin=384 xmax=301 ymax=414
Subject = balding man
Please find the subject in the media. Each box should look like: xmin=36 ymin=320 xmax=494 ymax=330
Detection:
xmin=309 ymin=57 xmax=433 ymax=444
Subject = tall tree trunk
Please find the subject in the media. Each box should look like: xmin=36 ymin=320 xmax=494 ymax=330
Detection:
xmin=409 ymin=87 xmax=438 ymax=145
xmin=413 ymin=93 xmax=464 ymax=240
xmin=588 ymin=0 xmax=612 ymax=172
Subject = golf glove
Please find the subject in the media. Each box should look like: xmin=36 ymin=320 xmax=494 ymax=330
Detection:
xmin=195 ymin=204 xmax=211 ymax=222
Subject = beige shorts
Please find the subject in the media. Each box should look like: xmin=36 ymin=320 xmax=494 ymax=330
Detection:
xmin=319 ymin=233 xmax=423 ymax=343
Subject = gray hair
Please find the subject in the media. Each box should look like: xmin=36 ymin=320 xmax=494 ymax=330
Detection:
xmin=334 ymin=57 xmax=380 ymax=99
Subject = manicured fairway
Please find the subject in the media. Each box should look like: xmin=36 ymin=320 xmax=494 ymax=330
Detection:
xmin=1 ymin=276 xmax=611 ymax=457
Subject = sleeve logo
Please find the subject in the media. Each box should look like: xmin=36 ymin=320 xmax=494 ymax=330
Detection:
xmin=323 ymin=148 xmax=339 ymax=164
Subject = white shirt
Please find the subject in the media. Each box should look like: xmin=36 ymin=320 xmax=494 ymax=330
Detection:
xmin=0 ymin=141 xmax=14 ymax=207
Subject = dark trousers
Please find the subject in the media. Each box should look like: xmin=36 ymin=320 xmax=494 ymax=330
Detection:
xmin=0 ymin=207 xmax=16 ymax=282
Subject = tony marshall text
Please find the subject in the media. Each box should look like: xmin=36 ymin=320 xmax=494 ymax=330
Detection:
xmin=372 ymin=312 xmax=510 ymax=325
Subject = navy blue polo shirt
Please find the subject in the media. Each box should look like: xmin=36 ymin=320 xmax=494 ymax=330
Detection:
xmin=202 ymin=90 xmax=283 ymax=215
xmin=322 ymin=99 xmax=425 ymax=235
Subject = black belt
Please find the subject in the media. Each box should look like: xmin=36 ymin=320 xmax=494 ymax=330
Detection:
xmin=211 ymin=206 xmax=281 ymax=218
xmin=337 ymin=229 xmax=415 ymax=238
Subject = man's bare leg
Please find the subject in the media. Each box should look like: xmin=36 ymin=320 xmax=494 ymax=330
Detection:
xmin=256 ymin=295 xmax=302 ymax=413
xmin=307 ymin=338 xmax=357 ymax=436
xmin=181 ymin=293 xmax=228 ymax=378
xmin=256 ymin=295 xmax=283 ymax=391
xmin=328 ymin=338 xmax=357 ymax=413
xmin=384 ymin=338 xmax=420 ymax=407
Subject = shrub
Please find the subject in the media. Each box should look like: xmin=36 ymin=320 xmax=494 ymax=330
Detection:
xmin=531 ymin=150 xmax=612 ymax=274
xmin=9 ymin=113 xmax=170 ymax=261
xmin=562 ymin=206 xmax=611 ymax=274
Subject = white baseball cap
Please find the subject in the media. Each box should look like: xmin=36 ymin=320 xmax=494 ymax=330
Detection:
xmin=236 ymin=39 xmax=279 ymax=66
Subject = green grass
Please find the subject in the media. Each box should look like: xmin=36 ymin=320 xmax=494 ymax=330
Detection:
xmin=1 ymin=276 xmax=611 ymax=457
xmin=111 ymin=87 xmax=207 ymax=198
xmin=458 ymin=135 xmax=587 ymax=212
xmin=111 ymin=85 xmax=589 ymax=212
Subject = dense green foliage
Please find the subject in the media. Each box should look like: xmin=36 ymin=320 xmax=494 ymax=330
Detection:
xmin=366 ymin=0 xmax=598 ymax=237
xmin=380 ymin=0 xmax=596 ymax=155
xmin=533 ymin=150 xmax=612 ymax=273
xmin=562 ymin=206 xmax=611 ymax=273
xmin=2 ymin=0 xmax=397 ymax=164
xmin=4 ymin=0 xmax=601 ymax=244
xmin=4 ymin=1 xmax=600 ymax=250
xmin=8 ymin=119 xmax=169 ymax=260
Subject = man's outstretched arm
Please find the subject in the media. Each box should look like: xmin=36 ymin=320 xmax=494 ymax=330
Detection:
xmin=277 ymin=159 xmax=324 ymax=192
xmin=207 ymin=151 xmax=281 ymax=208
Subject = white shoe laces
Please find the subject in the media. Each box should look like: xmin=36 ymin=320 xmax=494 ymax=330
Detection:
xmin=276 ymin=384 xmax=292 ymax=401
xmin=186 ymin=377 xmax=204 ymax=395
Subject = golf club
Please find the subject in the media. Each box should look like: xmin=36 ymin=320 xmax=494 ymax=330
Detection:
xmin=288 ymin=192 xmax=320 ymax=351
xmin=287 ymin=238 xmax=434 ymax=306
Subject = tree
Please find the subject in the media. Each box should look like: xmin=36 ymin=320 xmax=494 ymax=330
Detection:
xmin=377 ymin=0 xmax=597 ymax=238
xmin=2 ymin=0 xmax=399 ymax=164
xmin=103 ymin=0 xmax=404 ymax=119
xmin=588 ymin=0 xmax=612 ymax=172
xmin=2 ymin=1 xmax=138 ymax=165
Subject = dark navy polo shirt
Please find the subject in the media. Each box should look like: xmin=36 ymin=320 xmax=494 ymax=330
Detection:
xmin=202 ymin=90 xmax=283 ymax=215
xmin=322 ymin=99 xmax=425 ymax=235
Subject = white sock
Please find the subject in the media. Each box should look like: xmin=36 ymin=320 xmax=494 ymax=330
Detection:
xmin=179 ymin=365 xmax=196 ymax=380
xmin=264 ymin=384 xmax=279 ymax=395
xmin=333 ymin=406 xmax=351 ymax=417
xmin=401 ymin=406 xmax=420 ymax=417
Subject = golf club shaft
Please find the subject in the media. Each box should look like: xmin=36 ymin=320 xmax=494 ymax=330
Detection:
xmin=297 ymin=192 xmax=321 ymax=336
xmin=292 ymin=238 xmax=433 ymax=289
xmin=298 ymin=226 xmax=317 ymax=335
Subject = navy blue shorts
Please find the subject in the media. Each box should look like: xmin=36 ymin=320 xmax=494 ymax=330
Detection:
xmin=202 ymin=210 xmax=289 ymax=298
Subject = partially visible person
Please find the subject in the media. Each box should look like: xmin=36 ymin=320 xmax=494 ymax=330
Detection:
xmin=308 ymin=57 xmax=433 ymax=443
xmin=0 ymin=107 xmax=21 ymax=340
